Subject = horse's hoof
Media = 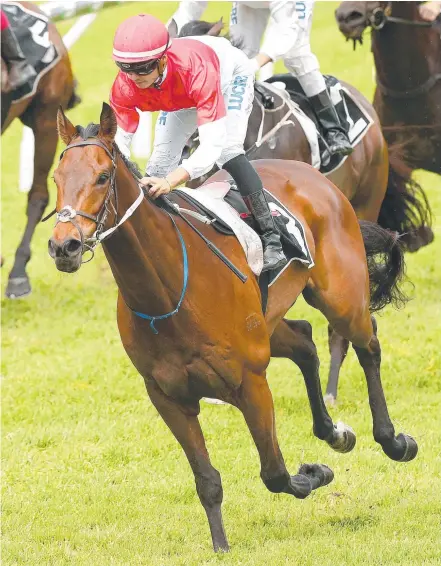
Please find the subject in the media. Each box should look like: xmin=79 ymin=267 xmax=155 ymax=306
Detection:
xmin=396 ymin=433 xmax=418 ymax=462
xmin=327 ymin=421 xmax=356 ymax=453
xmin=324 ymin=393 xmax=337 ymax=406
xmin=298 ymin=463 xmax=334 ymax=487
xmin=5 ymin=276 xmax=31 ymax=299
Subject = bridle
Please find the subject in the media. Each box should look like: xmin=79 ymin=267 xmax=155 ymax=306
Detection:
xmin=43 ymin=138 xmax=144 ymax=262
xmin=367 ymin=5 xmax=437 ymax=31
xmin=363 ymin=4 xmax=441 ymax=99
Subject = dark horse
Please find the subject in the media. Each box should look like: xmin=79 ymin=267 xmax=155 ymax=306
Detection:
xmin=176 ymin=19 xmax=433 ymax=403
xmin=335 ymin=1 xmax=441 ymax=175
xmin=1 ymin=1 xmax=79 ymax=299
xmin=49 ymin=103 xmax=417 ymax=551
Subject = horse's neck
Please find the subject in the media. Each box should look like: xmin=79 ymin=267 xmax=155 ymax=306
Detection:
xmin=102 ymin=158 xmax=179 ymax=315
xmin=372 ymin=3 xmax=435 ymax=90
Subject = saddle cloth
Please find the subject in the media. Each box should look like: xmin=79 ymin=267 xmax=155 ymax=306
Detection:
xmin=2 ymin=2 xmax=60 ymax=102
xmin=260 ymin=74 xmax=374 ymax=175
xmin=169 ymin=182 xmax=314 ymax=286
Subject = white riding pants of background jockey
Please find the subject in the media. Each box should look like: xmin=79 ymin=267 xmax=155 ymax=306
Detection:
xmin=146 ymin=73 xmax=255 ymax=179
xmin=230 ymin=0 xmax=326 ymax=97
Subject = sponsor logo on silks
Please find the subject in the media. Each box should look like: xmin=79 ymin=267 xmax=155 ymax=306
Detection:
xmin=230 ymin=2 xmax=238 ymax=25
xmin=295 ymin=1 xmax=306 ymax=19
xmin=228 ymin=75 xmax=248 ymax=111
xmin=158 ymin=111 xmax=168 ymax=125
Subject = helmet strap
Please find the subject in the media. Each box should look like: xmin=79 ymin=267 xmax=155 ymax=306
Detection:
xmin=153 ymin=55 xmax=167 ymax=89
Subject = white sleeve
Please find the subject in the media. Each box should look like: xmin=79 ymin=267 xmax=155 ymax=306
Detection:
xmin=167 ymin=1 xmax=208 ymax=35
xmin=114 ymin=126 xmax=134 ymax=159
xmin=260 ymin=1 xmax=300 ymax=62
xmin=180 ymin=118 xmax=227 ymax=180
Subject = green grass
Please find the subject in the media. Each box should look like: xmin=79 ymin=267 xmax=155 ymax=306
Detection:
xmin=2 ymin=2 xmax=441 ymax=565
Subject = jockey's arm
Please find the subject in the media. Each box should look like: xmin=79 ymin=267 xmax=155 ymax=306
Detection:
xmin=251 ymin=1 xmax=300 ymax=71
xmin=167 ymin=1 xmax=208 ymax=35
xmin=109 ymin=79 xmax=140 ymax=158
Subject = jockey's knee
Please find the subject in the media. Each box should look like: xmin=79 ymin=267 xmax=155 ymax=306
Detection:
xmin=217 ymin=148 xmax=245 ymax=169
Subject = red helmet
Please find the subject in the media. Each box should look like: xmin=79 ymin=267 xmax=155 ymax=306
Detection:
xmin=112 ymin=14 xmax=171 ymax=64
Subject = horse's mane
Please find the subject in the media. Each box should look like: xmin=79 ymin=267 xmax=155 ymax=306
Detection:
xmin=75 ymin=122 xmax=143 ymax=180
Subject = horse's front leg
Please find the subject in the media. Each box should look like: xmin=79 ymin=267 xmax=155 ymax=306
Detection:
xmin=6 ymin=108 xmax=57 ymax=298
xmin=145 ymin=379 xmax=229 ymax=553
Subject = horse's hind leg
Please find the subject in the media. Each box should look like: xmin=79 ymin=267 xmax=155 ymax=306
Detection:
xmin=352 ymin=316 xmax=418 ymax=462
xmin=237 ymin=369 xmax=334 ymax=498
xmin=271 ymin=319 xmax=355 ymax=453
xmin=6 ymin=103 xmax=57 ymax=298
xmin=324 ymin=326 xmax=349 ymax=405
xmin=145 ymin=379 xmax=229 ymax=552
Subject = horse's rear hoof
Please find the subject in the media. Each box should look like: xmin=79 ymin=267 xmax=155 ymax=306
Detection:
xmin=396 ymin=433 xmax=418 ymax=462
xmin=5 ymin=276 xmax=31 ymax=299
xmin=327 ymin=421 xmax=356 ymax=453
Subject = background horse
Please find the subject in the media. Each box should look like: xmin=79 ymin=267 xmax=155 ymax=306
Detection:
xmin=335 ymin=1 xmax=441 ymax=175
xmin=1 ymin=1 xmax=79 ymax=299
xmin=48 ymin=103 xmax=417 ymax=551
xmin=175 ymin=19 xmax=433 ymax=402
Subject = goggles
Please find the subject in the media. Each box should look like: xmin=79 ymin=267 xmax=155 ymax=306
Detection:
xmin=115 ymin=58 xmax=160 ymax=76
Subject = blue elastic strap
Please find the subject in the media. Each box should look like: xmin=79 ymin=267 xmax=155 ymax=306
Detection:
xmin=132 ymin=212 xmax=189 ymax=334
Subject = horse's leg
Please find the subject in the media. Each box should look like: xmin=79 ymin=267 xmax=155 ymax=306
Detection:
xmin=305 ymin=281 xmax=417 ymax=462
xmin=271 ymin=319 xmax=355 ymax=453
xmin=237 ymin=369 xmax=334 ymax=497
xmin=324 ymin=326 xmax=350 ymax=404
xmin=352 ymin=316 xmax=418 ymax=462
xmin=145 ymin=379 xmax=229 ymax=552
xmin=6 ymin=105 xmax=56 ymax=298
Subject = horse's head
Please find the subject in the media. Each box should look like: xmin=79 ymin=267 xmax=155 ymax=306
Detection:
xmin=335 ymin=2 xmax=388 ymax=43
xmin=48 ymin=102 xmax=117 ymax=273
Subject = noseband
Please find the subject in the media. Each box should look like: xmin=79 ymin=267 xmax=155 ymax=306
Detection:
xmin=368 ymin=5 xmax=437 ymax=31
xmin=44 ymin=139 xmax=144 ymax=263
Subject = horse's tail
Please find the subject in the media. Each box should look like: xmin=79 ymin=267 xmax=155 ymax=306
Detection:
xmin=378 ymin=145 xmax=433 ymax=252
xmin=359 ymin=220 xmax=410 ymax=313
xmin=66 ymin=78 xmax=81 ymax=111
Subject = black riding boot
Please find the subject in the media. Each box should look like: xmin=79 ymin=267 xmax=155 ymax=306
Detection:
xmin=222 ymin=155 xmax=287 ymax=272
xmin=1 ymin=26 xmax=36 ymax=90
xmin=309 ymin=90 xmax=353 ymax=157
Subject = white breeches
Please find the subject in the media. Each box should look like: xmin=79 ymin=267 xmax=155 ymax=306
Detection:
xmin=146 ymin=72 xmax=255 ymax=179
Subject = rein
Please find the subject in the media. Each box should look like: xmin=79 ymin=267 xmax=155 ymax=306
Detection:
xmin=366 ymin=6 xmax=441 ymax=99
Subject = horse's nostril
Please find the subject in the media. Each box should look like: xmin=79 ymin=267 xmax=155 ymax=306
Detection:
xmin=62 ymin=239 xmax=82 ymax=257
xmin=346 ymin=11 xmax=365 ymax=23
xmin=48 ymin=238 xmax=57 ymax=259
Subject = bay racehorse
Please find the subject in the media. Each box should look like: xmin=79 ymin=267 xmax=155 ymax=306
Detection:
xmin=335 ymin=1 xmax=441 ymax=175
xmin=48 ymin=103 xmax=417 ymax=551
xmin=176 ymin=19 xmax=433 ymax=403
xmin=1 ymin=1 xmax=79 ymax=299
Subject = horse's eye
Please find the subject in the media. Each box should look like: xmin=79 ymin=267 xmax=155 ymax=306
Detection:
xmin=97 ymin=173 xmax=110 ymax=185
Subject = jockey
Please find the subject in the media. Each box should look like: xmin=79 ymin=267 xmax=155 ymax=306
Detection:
xmin=168 ymin=1 xmax=353 ymax=159
xmin=110 ymin=14 xmax=287 ymax=272
xmin=1 ymin=10 xmax=36 ymax=91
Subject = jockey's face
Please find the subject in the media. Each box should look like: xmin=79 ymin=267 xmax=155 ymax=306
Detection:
xmin=124 ymin=55 xmax=166 ymax=89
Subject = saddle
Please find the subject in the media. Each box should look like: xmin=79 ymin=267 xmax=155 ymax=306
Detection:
xmin=166 ymin=182 xmax=312 ymax=311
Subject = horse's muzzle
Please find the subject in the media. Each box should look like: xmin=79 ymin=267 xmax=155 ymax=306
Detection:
xmin=335 ymin=8 xmax=367 ymax=38
xmin=48 ymin=237 xmax=83 ymax=272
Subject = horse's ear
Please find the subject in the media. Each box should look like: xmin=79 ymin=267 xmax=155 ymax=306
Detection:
xmin=167 ymin=18 xmax=178 ymax=38
xmin=57 ymin=106 xmax=76 ymax=145
xmin=207 ymin=18 xmax=224 ymax=36
xmin=99 ymin=102 xmax=117 ymax=143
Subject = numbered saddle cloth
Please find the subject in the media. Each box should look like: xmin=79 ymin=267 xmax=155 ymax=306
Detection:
xmin=2 ymin=2 xmax=60 ymax=102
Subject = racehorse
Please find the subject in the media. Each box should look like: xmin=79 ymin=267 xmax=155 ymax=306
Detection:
xmin=1 ymin=1 xmax=80 ymax=299
xmin=48 ymin=103 xmax=417 ymax=551
xmin=175 ymin=19 xmax=433 ymax=402
xmin=335 ymin=1 xmax=441 ymax=175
